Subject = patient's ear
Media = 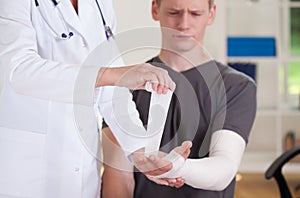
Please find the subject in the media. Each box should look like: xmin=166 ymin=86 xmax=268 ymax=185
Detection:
xmin=152 ymin=0 xmax=159 ymax=21
xmin=207 ymin=4 xmax=217 ymax=25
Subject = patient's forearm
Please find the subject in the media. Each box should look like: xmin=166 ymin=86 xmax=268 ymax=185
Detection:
xmin=183 ymin=130 xmax=245 ymax=190
xmin=154 ymin=130 xmax=246 ymax=191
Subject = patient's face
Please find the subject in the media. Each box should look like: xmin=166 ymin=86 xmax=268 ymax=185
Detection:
xmin=152 ymin=0 xmax=216 ymax=53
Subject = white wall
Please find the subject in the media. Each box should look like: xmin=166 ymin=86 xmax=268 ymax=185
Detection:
xmin=112 ymin=0 xmax=157 ymax=33
xmin=205 ymin=0 xmax=226 ymax=62
xmin=112 ymin=0 xmax=160 ymax=64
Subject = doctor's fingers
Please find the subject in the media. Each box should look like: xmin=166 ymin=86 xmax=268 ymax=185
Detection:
xmin=142 ymin=64 xmax=175 ymax=94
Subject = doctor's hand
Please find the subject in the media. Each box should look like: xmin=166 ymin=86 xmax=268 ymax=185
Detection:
xmin=131 ymin=141 xmax=192 ymax=187
xmin=97 ymin=63 xmax=175 ymax=94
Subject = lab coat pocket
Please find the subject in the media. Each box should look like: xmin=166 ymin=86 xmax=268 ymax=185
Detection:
xmin=0 ymin=127 xmax=46 ymax=197
xmin=0 ymin=84 xmax=48 ymax=135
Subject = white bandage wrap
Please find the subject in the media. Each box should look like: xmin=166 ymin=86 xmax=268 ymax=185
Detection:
xmin=152 ymin=150 xmax=185 ymax=179
xmin=98 ymin=86 xmax=149 ymax=155
xmin=98 ymin=81 xmax=174 ymax=156
xmin=154 ymin=130 xmax=246 ymax=191
xmin=144 ymin=82 xmax=174 ymax=156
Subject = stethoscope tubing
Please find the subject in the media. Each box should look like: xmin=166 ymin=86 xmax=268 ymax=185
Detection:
xmin=35 ymin=0 xmax=57 ymax=7
xmin=94 ymin=0 xmax=114 ymax=40
xmin=51 ymin=0 xmax=58 ymax=6
xmin=34 ymin=0 xmax=114 ymax=40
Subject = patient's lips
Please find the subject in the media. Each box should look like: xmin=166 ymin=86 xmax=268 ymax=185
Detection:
xmin=174 ymin=34 xmax=192 ymax=39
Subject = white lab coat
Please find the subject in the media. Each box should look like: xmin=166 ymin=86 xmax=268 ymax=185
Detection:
xmin=0 ymin=0 xmax=116 ymax=197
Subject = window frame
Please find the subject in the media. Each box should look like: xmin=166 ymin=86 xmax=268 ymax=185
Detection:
xmin=281 ymin=0 xmax=300 ymax=105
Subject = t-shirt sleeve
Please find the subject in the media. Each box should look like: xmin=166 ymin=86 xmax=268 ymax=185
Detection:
xmin=213 ymin=77 xmax=257 ymax=144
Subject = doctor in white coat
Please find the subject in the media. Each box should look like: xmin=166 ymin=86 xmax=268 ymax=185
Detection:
xmin=0 ymin=0 xmax=175 ymax=197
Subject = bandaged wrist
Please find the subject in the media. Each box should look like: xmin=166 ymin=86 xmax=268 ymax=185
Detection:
xmin=152 ymin=150 xmax=186 ymax=179
xmin=152 ymin=130 xmax=246 ymax=191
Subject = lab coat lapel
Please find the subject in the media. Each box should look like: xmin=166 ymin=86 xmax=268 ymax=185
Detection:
xmin=56 ymin=0 xmax=86 ymax=39
xmin=78 ymin=0 xmax=107 ymax=49
xmin=36 ymin=0 xmax=66 ymax=38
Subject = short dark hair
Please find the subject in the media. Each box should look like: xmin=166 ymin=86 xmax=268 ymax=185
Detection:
xmin=155 ymin=0 xmax=214 ymax=9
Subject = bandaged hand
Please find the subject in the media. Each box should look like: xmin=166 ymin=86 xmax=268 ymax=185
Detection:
xmin=150 ymin=150 xmax=186 ymax=179
xmin=131 ymin=141 xmax=192 ymax=187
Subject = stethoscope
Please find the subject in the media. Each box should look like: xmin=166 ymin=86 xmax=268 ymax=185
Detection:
xmin=34 ymin=0 xmax=114 ymax=40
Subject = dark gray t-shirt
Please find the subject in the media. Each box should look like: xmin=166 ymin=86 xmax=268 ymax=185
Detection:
xmin=132 ymin=57 xmax=257 ymax=198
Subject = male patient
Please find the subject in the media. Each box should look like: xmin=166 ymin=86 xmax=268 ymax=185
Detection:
xmin=101 ymin=0 xmax=257 ymax=197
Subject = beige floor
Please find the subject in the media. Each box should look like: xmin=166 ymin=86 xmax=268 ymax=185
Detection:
xmin=234 ymin=173 xmax=300 ymax=198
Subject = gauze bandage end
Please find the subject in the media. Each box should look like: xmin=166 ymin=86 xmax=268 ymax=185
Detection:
xmin=145 ymin=81 xmax=176 ymax=93
xmin=144 ymin=82 xmax=174 ymax=156
xmin=145 ymin=81 xmax=153 ymax=92
xmin=152 ymin=150 xmax=186 ymax=179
